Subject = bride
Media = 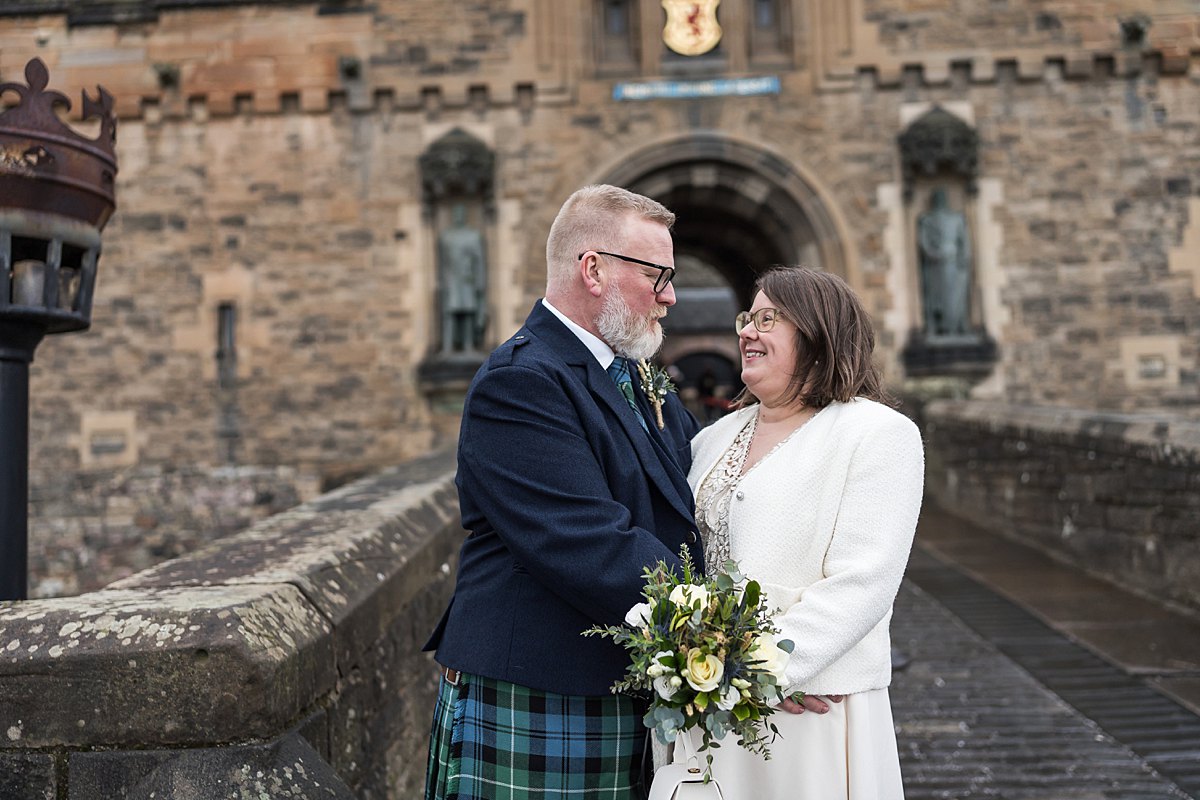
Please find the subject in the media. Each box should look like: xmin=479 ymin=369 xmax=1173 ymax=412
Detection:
xmin=688 ymin=267 xmax=924 ymax=799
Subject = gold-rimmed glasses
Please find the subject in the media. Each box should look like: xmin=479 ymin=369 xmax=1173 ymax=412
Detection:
xmin=735 ymin=308 xmax=783 ymax=333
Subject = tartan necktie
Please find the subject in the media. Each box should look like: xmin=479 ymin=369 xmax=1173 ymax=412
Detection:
xmin=606 ymin=357 xmax=649 ymax=432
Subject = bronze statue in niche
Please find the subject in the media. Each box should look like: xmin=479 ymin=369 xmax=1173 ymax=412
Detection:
xmin=437 ymin=202 xmax=487 ymax=353
xmin=917 ymin=188 xmax=972 ymax=338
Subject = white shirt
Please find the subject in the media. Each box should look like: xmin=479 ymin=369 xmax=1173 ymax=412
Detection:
xmin=540 ymin=298 xmax=615 ymax=370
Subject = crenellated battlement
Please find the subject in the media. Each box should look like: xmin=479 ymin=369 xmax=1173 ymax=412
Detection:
xmin=848 ymin=47 xmax=1200 ymax=91
xmin=3 ymin=1 xmax=1197 ymax=122
xmin=1 ymin=48 xmax=1194 ymax=124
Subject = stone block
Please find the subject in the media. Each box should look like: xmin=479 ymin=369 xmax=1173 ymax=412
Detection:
xmin=0 ymin=752 xmax=56 ymax=800
xmin=68 ymin=730 xmax=354 ymax=799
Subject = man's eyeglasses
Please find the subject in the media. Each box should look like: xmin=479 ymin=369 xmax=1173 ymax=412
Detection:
xmin=735 ymin=308 xmax=784 ymax=333
xmin=578 ymin=251 xmax=676 ymax=293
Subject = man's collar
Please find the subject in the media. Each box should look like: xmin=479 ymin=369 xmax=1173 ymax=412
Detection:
xmin=540 ymin=298 xmax=615 ymax=369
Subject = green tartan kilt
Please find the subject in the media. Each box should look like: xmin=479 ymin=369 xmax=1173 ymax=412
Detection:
xmin=424 ymin=671 xmax=648 ymax=800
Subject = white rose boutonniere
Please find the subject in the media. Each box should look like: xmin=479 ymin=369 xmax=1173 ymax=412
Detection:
xmin=635 ymin=359 xmax=677 ymax=430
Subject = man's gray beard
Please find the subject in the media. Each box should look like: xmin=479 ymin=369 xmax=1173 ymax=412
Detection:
xmin=597 ymin=291 xmax=664 ymax=361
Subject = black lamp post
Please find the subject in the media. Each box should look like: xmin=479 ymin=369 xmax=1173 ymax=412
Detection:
xmin=0 ymin=58 xmax=117 ymax=601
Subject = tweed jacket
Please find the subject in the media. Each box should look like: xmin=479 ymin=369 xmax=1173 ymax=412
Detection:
xmin=688 ymin=398 xmax=924 ymax=696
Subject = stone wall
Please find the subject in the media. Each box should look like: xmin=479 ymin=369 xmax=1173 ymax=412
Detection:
xmin=0 ymin=1 xmax=1196 ymax=493
xmin=0 ymin=449 xmax=463 ymax=800
xmin=28 ymin=464 xmax=321 ymax=598
xmin=1 ymin=1 xmax=1199 ymax=593
xmin=922 ymin=400 xmax=1200 ymax=612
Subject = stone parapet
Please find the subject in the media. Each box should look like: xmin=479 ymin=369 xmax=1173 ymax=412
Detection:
xmin=923 ymin=400 xmax=1200 ymax=613
xmin=0 ymin=448 xmax=463 ymax=799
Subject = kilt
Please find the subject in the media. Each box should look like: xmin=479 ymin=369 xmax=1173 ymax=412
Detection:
xmin=425 ymin=671 xmax=649 ymax=800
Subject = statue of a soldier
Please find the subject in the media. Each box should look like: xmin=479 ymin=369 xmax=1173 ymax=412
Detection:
xmin=438 ymin=203 xmax=487 ymax=353
xmin=917 ymin=188 xmax=972 ymax=337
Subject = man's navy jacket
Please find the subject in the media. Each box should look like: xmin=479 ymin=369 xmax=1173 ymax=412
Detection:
xmin=425 ymin=300 xmax=704 ymax=696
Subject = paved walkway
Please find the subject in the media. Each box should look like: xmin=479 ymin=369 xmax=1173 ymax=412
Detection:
xmin=892 ymin=503 xmax=1200 ymax=799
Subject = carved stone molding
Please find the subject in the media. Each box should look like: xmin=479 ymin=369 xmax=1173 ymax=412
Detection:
xmin=897 ymin=106 xmax=979 ymax=200
xmin=418 ymin=128 xmax=495 ymax=217
xmin=902 ymin=328 xmax=997 ymax=379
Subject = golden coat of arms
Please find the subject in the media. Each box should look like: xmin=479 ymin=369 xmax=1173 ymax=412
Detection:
xmin=662 ymin=0 xmax=722 ymax=57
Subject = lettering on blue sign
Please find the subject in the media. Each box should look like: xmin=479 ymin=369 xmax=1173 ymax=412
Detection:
xmin=614 ymin=76 xmax=781 ymax=101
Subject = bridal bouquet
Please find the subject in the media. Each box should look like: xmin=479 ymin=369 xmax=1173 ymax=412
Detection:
xmin=584 ymin=549 xmax=798 ymax=777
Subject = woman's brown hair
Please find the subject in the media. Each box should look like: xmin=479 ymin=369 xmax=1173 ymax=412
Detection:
xmin=736 ymin=266 xmax=894 ymax=410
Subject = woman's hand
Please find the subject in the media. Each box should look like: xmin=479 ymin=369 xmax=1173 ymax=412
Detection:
xmin=779 ymin=694 xmax=844 ymax=715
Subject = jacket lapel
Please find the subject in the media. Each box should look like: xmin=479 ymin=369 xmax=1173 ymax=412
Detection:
xmin=628 ymin=366 xmax=695 ymax=496
xmin=584 ymin=360 xmax=696 ymax=524
xmin=525 ymin=302 xmax=695 ymax=525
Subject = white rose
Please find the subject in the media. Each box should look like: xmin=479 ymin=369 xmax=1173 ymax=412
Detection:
xmin=624 ymin=601 xmax=653 ymax=628
xmin=750 ymin=633 xmax=790 ymax=682
xmin=717 ymin=684 xmax=740 ymax=711
xmin=684 ymin=650 xmax=724 ymax=693
xmin=668 ymin=583 xmax=710 ymax=609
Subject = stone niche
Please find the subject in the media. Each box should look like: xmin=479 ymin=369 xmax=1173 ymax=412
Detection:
xmin=897 ymin=106 xmax=998 ymax=380
xmin=416 ymin=128 xmax=496 ymax=444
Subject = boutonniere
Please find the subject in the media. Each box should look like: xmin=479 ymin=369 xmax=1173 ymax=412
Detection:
xmin=635 ymin=359 xmax=677 ymax=430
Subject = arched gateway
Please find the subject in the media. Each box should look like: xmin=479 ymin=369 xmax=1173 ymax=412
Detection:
xmin=593 ymin=134 xmax=857 ymax=410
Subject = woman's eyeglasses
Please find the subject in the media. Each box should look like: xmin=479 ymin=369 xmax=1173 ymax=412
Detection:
xmin=735 ymin=308 xmax=783 ymax=333
xmin=577 ymin=251 xmax=676 ymax=293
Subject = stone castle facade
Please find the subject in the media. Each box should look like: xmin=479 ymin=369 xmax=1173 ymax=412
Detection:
xmin=2 ymin=0 xmax=1198 ymax=593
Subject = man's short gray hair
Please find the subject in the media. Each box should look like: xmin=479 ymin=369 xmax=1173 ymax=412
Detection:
xmin=545 ymin=185 xmax=675 ymax=294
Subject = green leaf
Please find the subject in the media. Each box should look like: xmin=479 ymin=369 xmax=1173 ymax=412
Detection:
xmin=743 ymin=580 xmax=760 ymax=608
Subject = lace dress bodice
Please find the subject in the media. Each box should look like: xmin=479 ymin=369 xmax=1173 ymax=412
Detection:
xmin=696 ymin=412 xmax=757 ymax=572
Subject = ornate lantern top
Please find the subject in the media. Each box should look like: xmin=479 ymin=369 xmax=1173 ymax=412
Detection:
xmin=0 ymin=57 xmax=118 ymax=229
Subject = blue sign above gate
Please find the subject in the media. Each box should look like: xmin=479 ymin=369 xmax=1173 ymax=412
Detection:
xmin=614 ymin=76 xmax=781 ymax=101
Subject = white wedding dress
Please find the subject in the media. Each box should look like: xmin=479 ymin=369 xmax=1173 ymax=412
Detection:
xmin=697 ymin=690 xmax=904 ymax=799
xmin=693 ymin=414 xmax=905 ymax=799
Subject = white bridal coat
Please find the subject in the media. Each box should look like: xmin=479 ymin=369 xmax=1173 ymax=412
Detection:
xmin=687 ymin=398 xmax=925 ymax=799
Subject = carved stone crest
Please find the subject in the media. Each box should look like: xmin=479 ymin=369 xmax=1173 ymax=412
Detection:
xmin=662 ymin=0 xmax=722 ymax=57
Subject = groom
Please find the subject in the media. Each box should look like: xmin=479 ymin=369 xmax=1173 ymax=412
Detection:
xmin=424 ymin=184 xmax=704 ymax=799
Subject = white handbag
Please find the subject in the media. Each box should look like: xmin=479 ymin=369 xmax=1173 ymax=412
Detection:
xmin=647 ymin=731 xmax=725 ymax=800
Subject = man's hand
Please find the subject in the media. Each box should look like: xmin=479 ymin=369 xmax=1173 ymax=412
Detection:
xmin=779 ymin=694 xmax=845 ymax=715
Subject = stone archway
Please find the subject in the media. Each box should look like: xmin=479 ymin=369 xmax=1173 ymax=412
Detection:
xmin=593 ymin=134 xmax=856 ymax=408
xmin=596 ymin=133 xmax=856 ymax=308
